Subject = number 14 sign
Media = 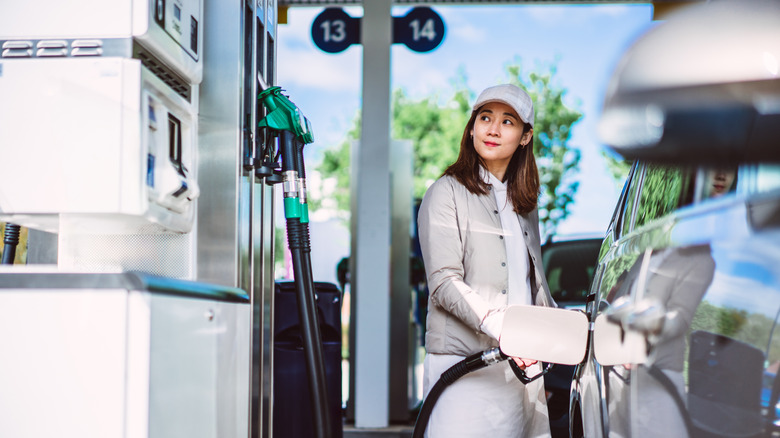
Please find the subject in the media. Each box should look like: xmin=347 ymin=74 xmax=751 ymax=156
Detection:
xmin=311 ymin=7 xmax=445 ymax=54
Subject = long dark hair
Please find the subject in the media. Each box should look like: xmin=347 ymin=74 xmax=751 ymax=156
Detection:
xmin=443 ymin=108 xmax=540 ymax=214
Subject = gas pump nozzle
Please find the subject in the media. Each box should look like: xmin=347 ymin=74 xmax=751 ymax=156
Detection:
xmin=257 ymin=86 xmax=314 ymax=221
xmin=256 ymin=87 xmax=332 ymax=438
xmin=257 ymin=86 xmax=314 ymax=145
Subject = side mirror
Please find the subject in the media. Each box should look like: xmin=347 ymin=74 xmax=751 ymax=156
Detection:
xmin=599 ymin=0 xmax=780 ymax=165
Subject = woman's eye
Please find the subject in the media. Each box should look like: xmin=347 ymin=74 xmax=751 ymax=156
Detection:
xmin=480 ymin=115 xmax=490 ymax=122
xmin=502 ymin=119 xmax=514 ymax=125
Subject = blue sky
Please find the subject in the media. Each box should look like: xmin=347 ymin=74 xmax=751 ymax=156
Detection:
xmin=275 ymin=4 xmax=656 ymax=271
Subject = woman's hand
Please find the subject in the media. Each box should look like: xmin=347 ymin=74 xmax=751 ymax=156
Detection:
xmin=512 ymin=357 xmax=537 ymax=370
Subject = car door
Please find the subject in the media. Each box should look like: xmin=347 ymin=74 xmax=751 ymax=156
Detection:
xmin=592 ymin=163 xmax=780 ymax=438
xmin=584 ymin=161 xmax=697 ymax=438
xmin=660 ymin=164 xmax=780 ymax=438
xmin=572 ymin=161 xmax=642 ymax=438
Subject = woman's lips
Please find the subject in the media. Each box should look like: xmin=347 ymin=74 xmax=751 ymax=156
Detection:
xmin=485 ymin=142 xmax=499 ymax=147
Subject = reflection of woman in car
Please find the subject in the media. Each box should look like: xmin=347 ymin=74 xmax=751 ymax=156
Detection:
xmin=702 ymin=167 xmax=737 ymax=198
xmin=417 ymin=84 xmax=555 ymax=437
xmin=609 ymin=245 xmax=716 ymax=438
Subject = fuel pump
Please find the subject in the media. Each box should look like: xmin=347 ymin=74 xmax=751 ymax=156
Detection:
xmin=257 ymin=86 xmax=332 ymax=438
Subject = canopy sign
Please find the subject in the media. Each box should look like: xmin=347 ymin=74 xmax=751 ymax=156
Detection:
xmin=311 ymin=7 xmax=445 ymax=54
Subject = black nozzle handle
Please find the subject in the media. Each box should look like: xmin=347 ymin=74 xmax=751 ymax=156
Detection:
xmin=279 ymin=130 xmax=299 ymax=173
xmin=295 ymin=137 xmax=306 ymax=179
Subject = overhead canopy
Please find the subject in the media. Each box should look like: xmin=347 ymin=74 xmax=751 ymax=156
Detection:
xmin=279 ymin=0 xmax=655 ymax=5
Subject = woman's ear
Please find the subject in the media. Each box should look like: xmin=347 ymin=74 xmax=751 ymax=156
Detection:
xmin=521 ymin=128 xmax=534 ymax=146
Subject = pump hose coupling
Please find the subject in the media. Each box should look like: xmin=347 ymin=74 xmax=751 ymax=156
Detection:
xmin=3 ymin=223 xmax=20 ymax=245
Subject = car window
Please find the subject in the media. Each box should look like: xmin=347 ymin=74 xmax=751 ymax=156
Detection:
xmin=755 ymin=164 xmax=780 ymax=193
xmin=693 ymin=166 xmax=738 ymax=202
xmin=542 ymin=239 xmax=601 ymax=308
xmin=600 ymin=162 xmax=635 ymax=261
xmin=739 ymin=163 xmax=780 ymax=195
xmin=619 ymin=163 xmax=644 ymax=237
xmin=693 ymin=163 xmax=780 ymax=201
xmin=631 ymin=163 xmax=694 ymax=231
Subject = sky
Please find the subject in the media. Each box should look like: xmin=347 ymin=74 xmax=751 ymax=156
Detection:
xmin=275 ymin=3 xmax=657 ymax=282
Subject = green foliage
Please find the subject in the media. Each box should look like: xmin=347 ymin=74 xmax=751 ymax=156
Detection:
xmin=598 ymin=253 xmax=639 ymax=301
xmin=312 ymin=60 xmax=584 ymax=237
xmin=310 ymin=117 xmax=362 ymax=214
xmin=692 ymin=300 xmax=780 ymax=363
xmin=505 ymin=60 xmax=583 ymax=237
xmin=633 ymin=164 xmax=685 ymax=231
xmin=392 ymin=87 xmax=470 ymax=199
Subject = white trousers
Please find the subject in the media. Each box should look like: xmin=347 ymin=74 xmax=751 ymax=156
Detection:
xmin=423 ymin=353 xmax=552 ymax=438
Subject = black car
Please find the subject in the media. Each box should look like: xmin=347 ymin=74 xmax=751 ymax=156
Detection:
xmin=541 ymin=235 xmax=602 ymax=310
xmin=540 ymin=236 xmax=602 ymax=438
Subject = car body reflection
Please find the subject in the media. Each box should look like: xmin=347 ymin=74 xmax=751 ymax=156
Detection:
xmin=573 ymin=161 xmax=780 ymax=438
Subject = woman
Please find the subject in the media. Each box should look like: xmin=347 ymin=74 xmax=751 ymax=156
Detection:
xmin=417 ymin=84 xmax=555 ymax=437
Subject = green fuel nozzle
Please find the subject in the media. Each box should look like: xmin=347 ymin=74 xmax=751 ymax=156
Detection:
xmin=257 ymin=87 xmax=312 ymax=223
xmin=258 ymin=86 xmax=314 ymax=145
xmin=258 ymin=86 xmax=331 ymax=438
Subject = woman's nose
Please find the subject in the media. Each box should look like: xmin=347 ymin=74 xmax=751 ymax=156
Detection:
xmin=487 ymin=120 xmax=500 ymax=135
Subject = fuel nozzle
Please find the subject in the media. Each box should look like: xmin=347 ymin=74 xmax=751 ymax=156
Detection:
xmin=257 ymin=86 xmax=331 ymax=438
xmin=258 ymin=86 xmax=314 ymax=145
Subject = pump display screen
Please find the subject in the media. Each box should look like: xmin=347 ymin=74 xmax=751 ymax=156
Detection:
xmin=153 ymin=0 xmax=201 ymax=61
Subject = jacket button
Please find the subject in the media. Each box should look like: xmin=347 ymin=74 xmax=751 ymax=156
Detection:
xmin=499 ymin=235 xmax=504 ymax=240
xmin=493 ymin=210 xmax=498 ymax=214
xmin=501 ymin=262 xmax=506 ymax=267
xmin=502 ymin=290 xmax=507 ymax=294
xmin=524 ymin=231 xmax=528 ymax=236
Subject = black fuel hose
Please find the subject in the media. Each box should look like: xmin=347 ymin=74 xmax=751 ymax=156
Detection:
xmin=412 ymin=348 xmax=554 ymax=438
xmin=2 ymin=223 xmax=21 ymax=264
xmin=279 ymin=131 xmax=332 ymax=438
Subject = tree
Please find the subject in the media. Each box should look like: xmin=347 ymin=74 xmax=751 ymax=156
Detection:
xmin=602 ymin=150 xmax=633 ymax=190
xmin=313 ymin=61 xmax=584 ymax=238
xmin=392 ymin=85 xmax=471 ymax=199
xmin=311 ymin=117 xmax=360 ymax=216
xmin=504 ymin=61 xmax=582 ymax=237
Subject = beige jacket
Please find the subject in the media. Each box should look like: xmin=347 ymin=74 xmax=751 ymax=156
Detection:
xmin=418 ymin=174 xmax=555 ymax=356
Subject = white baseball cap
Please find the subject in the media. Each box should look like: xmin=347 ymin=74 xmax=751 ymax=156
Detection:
xmin=473 ymin=84 xmax=534 ymax=128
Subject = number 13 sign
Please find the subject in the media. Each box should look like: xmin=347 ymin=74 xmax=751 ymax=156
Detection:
xmin=311 ymin=7 xmax=445 ymax=54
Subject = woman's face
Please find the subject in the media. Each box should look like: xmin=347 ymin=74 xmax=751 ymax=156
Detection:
xmin=470 ymin=101 xmax=532 ymax=174
xmin=704 ymin=167 xmax=736 ymax=198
